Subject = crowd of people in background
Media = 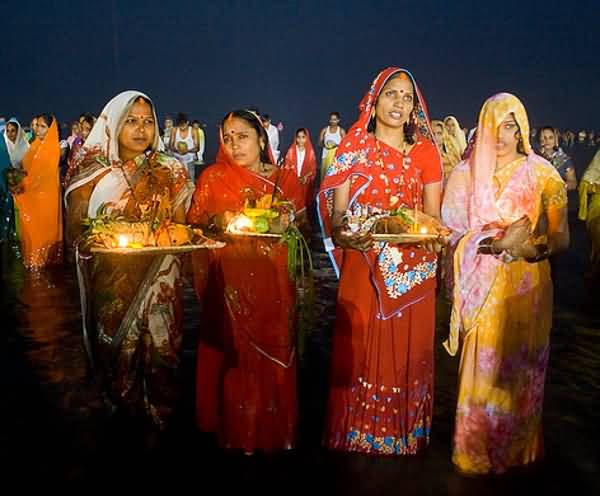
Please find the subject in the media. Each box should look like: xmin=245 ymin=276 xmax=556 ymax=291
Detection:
xmin=1 ymin=69 xmax=599 ymax=476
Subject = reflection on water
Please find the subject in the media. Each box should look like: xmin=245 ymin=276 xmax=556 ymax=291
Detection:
xmin=2 ymin=216 xmax=599 ymax=491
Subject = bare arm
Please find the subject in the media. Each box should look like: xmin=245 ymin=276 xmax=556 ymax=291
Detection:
xmin=423 ymin=181 xmax=442 ymax=219
xmin=545 ymin=206 xmax=570 ymax=255
xmin=332 ymin=179 xmax=350 ymax=228
xmin=565 ymin=167 xmax=577 ymax=191
xmin=173 ymin=204 xmax=187 ymax=224
xmin=331 ymin=179 xmax=372 ymax=251
xmin=497 ymin=206 xmax=569 ymax=260
xmin=319 ymin=128 xmax=326 ymax=147
xmin=191 ymin=131 xmax=199 ymax=154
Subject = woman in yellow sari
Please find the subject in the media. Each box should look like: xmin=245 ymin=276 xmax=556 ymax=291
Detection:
xmin=442 ymin=93 xmax=569 ymax=475
xmin=432 ymin=119 xmax=462 ymax=181
xmin=13 ymin=113 xmax=63 ymax=270
xmin=444 ymin=115 xmax=467 ymax=157
xmin=578 ymin=149 xmax=600 ymax=283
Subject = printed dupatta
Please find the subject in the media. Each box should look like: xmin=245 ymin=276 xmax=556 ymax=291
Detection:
xmin=441 ymin=93 xmax=564 ymax=355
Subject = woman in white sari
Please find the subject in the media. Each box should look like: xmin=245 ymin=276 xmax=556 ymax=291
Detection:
xmin=64 ymin=91 xmax=195 ymax=433
xmin=4 ymin=119 xmax=30 ymax=168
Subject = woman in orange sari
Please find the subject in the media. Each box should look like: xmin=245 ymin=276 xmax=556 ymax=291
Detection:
xmin=188 ymin=109 xmax=305 ymax=453
xmin=442 ymin=93 xmax=569 ymax=474
xmin=13 ymin=113 xmax=63 ymax=270
xmin=318 ymin=67 xmax=442 ymax=455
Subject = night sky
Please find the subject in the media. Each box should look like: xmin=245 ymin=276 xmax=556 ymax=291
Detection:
xmin=3 ymin=0 xmax=598 ymax=160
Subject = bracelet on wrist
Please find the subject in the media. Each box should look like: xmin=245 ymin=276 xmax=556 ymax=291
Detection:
xmin=524 ymin=243 xmax=550 ymax=263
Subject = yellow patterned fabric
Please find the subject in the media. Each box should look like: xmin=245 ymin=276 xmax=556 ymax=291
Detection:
xmin=432 ymin=120 xmax=462 ymax=180
xmin=578 ymin=149 xmax=600 ymax=269
xmin=441 ymin=93 xmax=567 ymax=475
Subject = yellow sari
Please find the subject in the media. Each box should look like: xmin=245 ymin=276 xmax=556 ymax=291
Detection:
xmin=432 ymin=119 xmax=462 ymax=180
xmin=442 ymin=93 xmax=567 ymax=474
xmin=578 ymin=149 xmax=600 ymax=274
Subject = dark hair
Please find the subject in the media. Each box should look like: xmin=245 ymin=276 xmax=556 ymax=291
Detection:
xmin=537 ymin=126 xmax=557 ymax=146
xmin=261 ymin=114 xmax=271 ymax=122
xmin=192 ymin=120 xmax=200 ymax=126
xmin=6 ymin=121 xmax=18 ymax=133
xmin=175 ymin=113 xmax=189 ymax=126
xmin=78 ymin=112 xmax=94 ymax=127
xmin=366 ymin=72 xmax=417 ymax=145
xmin=329 ymin=112 xmax=341 ymax=119
xmin=295 ymin=128 xmax=308 ymax=137
xmin=37 ymin=113 xmax=54 ymax=127
xmin=511 ymin=115 xmax=527 ymax=154
xmin=222 ymin=109 xmax=271 ymax=164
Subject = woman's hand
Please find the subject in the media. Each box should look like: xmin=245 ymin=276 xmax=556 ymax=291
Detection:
xmin=494 ymin=216 xmax=531 ymax=251
xmin=209 ymin=211 xmax=236 ymax=233
xmin=333 ymin=225 xmax=373 ymax=251
xmin=269 ymin=212 xmax=292 ymax=234
xmin=421 ymin=238 xmax=446 ymax=253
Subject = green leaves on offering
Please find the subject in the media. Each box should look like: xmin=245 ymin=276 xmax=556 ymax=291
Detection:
xmin=280 ymin=225 xmax=315 ymax=358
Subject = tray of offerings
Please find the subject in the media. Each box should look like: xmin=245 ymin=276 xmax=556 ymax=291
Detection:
xmin=84 ymin=218 xmax=225 ymax=255
xmin=350 ymin=207 xmax=450 ymax=244
xmin=90 ymin=239 xmax=225 ymax=255
xmin=224 ymin=202 xmax=294 ymax=239
xmin=226 ymin=231 xmax=282 ymax=239
xmin=371 ymin=232 xmax=443 ymax=244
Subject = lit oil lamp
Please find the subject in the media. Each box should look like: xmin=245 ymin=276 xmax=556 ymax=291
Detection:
xmin=117 ymin=234 xmax=129 ymax=248
xmin=419 ymin=226 xmax=429 ymax=234
xmin=227 ymin=214 xmax=254 ymax=233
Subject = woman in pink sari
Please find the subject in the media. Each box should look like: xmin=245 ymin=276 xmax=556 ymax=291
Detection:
xmin=318 ymin=67 xmax=442 ymax=455
xmin=188 ymin=109 xmax=305 ymax=453
xmin=442 ymin=93 xmax=569 ymax=474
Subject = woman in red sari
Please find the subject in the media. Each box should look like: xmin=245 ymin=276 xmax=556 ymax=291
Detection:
xmin=283 ymin=128 xmax=318 ymax=212
xmin=317 ymin=67 xmax=442 ymax=455
xmin=188 ymin=109 xmax=305 ymax=453
xmin=13 ymin=113 xmax=63 ymax=270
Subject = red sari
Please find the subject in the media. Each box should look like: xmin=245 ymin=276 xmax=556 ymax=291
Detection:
xmin=188 ymin=151 xmax=303 ymax=452
xmin=318 ymin=67 xmax=442 ymax=455
xmin=282 ymin=128 xmax=317 ymax=212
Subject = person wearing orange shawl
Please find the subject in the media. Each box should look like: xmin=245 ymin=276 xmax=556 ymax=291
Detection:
xmin=317 ymin=67 xmax=443 ymax=455
xmin=187 ymin=109 xmax=305 ymax=453
xmin=13 ymin=113 xmax=63 ymax=270
xmin=282 ymin=127 xmax=318 ymax=213
xmin=442 ymin=93 xmax=569 ymax=475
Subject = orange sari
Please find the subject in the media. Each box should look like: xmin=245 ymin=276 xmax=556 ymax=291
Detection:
xmin=14 ymin=120 xmax=63 ymax=269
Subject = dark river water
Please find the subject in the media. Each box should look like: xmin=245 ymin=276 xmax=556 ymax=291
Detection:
xmin=2 ymin=208 xmax=599 ymax=493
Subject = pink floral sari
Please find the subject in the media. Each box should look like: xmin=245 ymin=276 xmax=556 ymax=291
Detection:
xmin=442 ymin=93 xmax=567 ymax=474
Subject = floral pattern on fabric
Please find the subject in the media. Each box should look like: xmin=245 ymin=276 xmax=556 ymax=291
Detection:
xmin=376 ymin=243 xmax=437 ymax=298
xmin=328 ymin=375 xmax=433 ymax=455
